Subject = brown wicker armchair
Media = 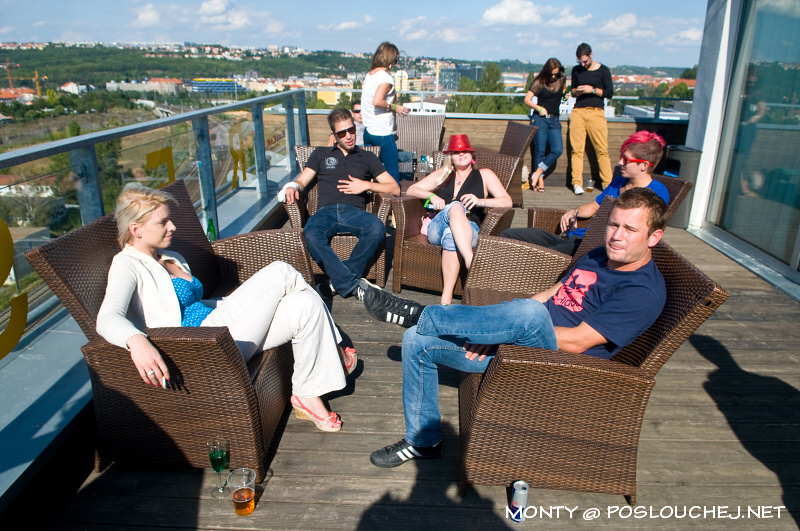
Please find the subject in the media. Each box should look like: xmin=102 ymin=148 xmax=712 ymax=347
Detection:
xmin=396 ymin=113 xmax=446 ymax=175
xmin=285 ymin=145 xmax=392 ymax=288
xmin=526 ymin=175 xmax=694 ymax=263
xmin=458 ymin=236 xmax=729 ymax=503
xmin=390 ymin=194 xmax=515 ymax=296
xmin=475 ymin=121 xmax=537 ymax=208
xmin=24 ymin=180 xmax=315 ymax=483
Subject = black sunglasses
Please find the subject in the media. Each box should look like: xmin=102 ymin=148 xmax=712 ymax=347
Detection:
xmin=334 ymin=126 xmax=357 ymax=138
xmin=351 ymin=109 xmax=361 ymax=113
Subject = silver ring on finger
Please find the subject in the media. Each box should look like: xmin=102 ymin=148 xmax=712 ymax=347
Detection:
xmin=147 ymin=370 xmax=155 ymax=376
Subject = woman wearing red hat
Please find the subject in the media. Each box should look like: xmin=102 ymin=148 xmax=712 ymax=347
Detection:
xmin=407 ymin=135 xmax=512 ymax=304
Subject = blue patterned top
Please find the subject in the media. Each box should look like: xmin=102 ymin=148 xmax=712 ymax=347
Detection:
xmin=172 ymin=276 xmax=213 ymax=326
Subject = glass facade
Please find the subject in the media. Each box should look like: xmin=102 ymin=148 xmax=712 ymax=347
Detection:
xmin=707 ymin=0 xmax=800 ymax=270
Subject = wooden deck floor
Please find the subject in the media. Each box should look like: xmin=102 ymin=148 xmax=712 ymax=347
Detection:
xmin=20 ymin=177 xmax=800 ymax=529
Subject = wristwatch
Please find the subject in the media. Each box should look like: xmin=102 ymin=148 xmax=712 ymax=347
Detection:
xmin=592 ymin=88 xmax=596 ymax=95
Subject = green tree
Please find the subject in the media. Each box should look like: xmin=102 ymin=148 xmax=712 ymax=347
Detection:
xmin=680 ymin=65 xmax=698 ymax=79
xmin=67 ymin=120 xmax=81 ymax=137
xmin=337 ymin=91 xmax=352 ymax=107
xmin=479 ymin=62 xmax=505 ymax=94
xmin=446 ymin=77 xmax=478 ymax=113
xmin=668 ymin=82 xmax=693 ymax=100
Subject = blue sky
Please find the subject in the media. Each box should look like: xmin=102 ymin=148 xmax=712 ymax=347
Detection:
xmin=1 ymin=0 xmax=707 ymax=67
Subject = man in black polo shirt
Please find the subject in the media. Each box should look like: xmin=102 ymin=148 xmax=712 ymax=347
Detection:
xmin=283 ymin=107 xmax=400 ymax=304
xmin=569 ymin=42 xmax=614 ymax=194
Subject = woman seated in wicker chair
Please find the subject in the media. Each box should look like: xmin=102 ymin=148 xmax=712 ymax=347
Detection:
xmin=96 ymin=185 xmax=355 ymax=432
xmin=406 ymin=135 xmax=512 ymax=304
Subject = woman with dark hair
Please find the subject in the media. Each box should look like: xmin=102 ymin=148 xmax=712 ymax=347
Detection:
xmin=524 ymin=58 xmax=566 ymax=192
xmin=361 ymin=41 xmax=409 ymax=184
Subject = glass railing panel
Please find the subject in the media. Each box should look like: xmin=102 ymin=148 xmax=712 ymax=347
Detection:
xmin=96 ymin=124 xmax=201 ymax=212
xmin=1 ymin=165 xmax=79 ymax=345
xmin=262 ymin=108 xmax=293 ymax=188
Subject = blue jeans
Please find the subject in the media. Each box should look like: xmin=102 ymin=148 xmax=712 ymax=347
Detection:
xmin=304 ymin=204 xmax=386 ymax=296
xmin=427 ymin=202 xmax=479 ymax=252
xmin=531 ymin=114 xmax=563 ymax=172
xmin=401 ymin=299 xmax=558 ymax=447
xmin=363 ymin=129 xmax=400 ymax=184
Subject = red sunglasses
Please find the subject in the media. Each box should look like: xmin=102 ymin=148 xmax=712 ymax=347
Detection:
xmin=621 ymin=156 xmax=653 ymax=167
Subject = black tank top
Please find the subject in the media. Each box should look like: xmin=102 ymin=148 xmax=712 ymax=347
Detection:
xmin=437 ymin=168 xmax=486 ymax=225
xmin=535 ymin=85 xmax=563 ymax=117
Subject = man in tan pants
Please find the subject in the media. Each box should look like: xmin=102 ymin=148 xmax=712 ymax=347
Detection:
xmin=569 ymin=43 xmax=614 ymax=194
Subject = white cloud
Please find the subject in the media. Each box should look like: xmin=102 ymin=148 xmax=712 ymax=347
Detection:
xmin=132 ymin=4 xmax=160 ymax=27
xmin=546 ymin=7 xmax=591 ymax=27
xmin=0 ymin=26 xmax=12 ymax=35
xmin=759 ymin=0 xmax=800 ymax=17
xmin=396 ymin=16 xmax=429 ymax=41
xmin=598 ymin=13 xmax=638 ymax=35
xmin=363 ymin=15 xmax=374 ymax=24
xmin=32 ymin=21 xmax=46 ymax=28
xmin=317 ymin=21 xmax=363 ymax=30
xmin=632 ymin=29 xmax=657 ymax=39
xmin=441 ymin=28 xmax=474 ymax=43
xmin=481 ymin=0 xmax=543 ymax=25
xmin=199 ymin=0 xmax=229 ymax=17
xmin=514 ymin=32 xmax=558 ymax=48
xmin=664 ymin=28 xmax=703 ymax=46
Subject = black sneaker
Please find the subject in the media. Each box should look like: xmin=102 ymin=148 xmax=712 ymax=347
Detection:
xmin=370 ymin=439 xmax=442 ymax=468
xmin=315 ymin=282 xmax=334 ymax=312
xmin=363 ymin=287 xmax=425 ymax=328
xmin=353 ymin=278 xmax=378 ymax=302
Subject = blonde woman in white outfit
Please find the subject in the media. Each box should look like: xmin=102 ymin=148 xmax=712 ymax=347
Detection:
xmin=361 ymin=41 xmax=409 ymax=184
xmin=96 ymin=185 xmax=355 ymax=432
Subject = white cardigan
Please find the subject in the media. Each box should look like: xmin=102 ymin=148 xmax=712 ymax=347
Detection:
xmin=96 ymin=246 xmax=195 ymax=349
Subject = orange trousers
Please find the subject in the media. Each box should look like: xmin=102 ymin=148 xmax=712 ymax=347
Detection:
xmin=568 ymin=107 xmax=613 ymax=188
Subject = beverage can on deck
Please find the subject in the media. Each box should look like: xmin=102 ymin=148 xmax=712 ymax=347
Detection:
xmin=510 ymin=480 xmax=529 ymax=522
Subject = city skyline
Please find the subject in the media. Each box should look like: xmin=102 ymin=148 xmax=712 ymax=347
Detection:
xmin=2 ymin=0 xmax=706 ymax=67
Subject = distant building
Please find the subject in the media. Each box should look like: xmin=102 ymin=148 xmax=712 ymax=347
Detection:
xmin=107 ymin=78 xmax=183 ymax=94
xmin=190 ymin=78 xmax=247 ymax=96
xmin=59 ymin=82 xmax=87 ymax=95
xmin=439 ymin=64 xmax=484 ymax=91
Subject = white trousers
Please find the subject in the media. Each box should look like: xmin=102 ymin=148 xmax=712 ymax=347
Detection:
xmin=202 ymin=261 xmax=346 ymax=397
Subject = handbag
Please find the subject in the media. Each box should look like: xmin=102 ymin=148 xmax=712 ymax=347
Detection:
xmin=420 ymin=211 xmax=436 ymax=236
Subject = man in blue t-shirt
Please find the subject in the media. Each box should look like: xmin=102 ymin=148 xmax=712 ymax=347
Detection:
xmin=368 ymin=188 xmax=668 ymax=467
xmin=501 ymin=130 xmax=669 ymax=256
xmin=282 ymin=107 xmax=400 ymax=304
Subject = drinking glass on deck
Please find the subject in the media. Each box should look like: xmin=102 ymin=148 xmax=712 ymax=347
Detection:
xmin=227 ymin=468 xmax=257 ymax=516
xmin=207 ymin=436 xmax=231 ymax=498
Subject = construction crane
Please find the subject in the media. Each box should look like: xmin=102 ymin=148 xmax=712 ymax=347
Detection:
xmin=4 ymin=59 xmax=47 ymax=97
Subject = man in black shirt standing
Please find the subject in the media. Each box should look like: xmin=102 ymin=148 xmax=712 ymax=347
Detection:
xmin=283 ymin=107 xmax=400 ymax=305
xmin=569 ymin=42 xmax=614 ymax=195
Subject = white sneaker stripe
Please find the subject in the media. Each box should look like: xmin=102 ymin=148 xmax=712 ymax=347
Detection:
xmin=396 ymin=450 xmax=410 ymax=461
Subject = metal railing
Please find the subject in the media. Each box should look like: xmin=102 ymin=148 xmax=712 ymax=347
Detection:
xmin=0 ymin=89 xmax=310 ymax=230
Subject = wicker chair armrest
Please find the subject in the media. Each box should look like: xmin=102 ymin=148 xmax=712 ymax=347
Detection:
xmin=211 ymin=228 xmax=314 ymax=286
xmin=392 ymin=195 xmax=426 ymax=240
xmin=479 ymin=207 xmax=515 ymax=236
xmin=464 ymin=235 xmax=571 ymax=304
xmin=282 ymin=198 xmax=307 ymax=229
xmin=372 ymin=192 xmax=394 ymax=224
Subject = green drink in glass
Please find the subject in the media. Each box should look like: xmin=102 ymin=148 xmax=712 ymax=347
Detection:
xmin=207 ymin=436 xmax=231 ymax=498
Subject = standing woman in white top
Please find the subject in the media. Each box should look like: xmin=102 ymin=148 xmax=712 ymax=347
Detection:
xmin=361 ymin=41 xmax=409 ymax=185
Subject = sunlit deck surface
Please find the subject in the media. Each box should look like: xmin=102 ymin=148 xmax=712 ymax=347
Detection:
xmin=19 ymin=177 xmax=800 ymax=530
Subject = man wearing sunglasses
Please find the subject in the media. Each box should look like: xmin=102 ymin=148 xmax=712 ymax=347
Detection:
xmin=501 ymin=130 xmax=670 ymax=255
xmin=569 ymin=42 xmax=614 ymax=194
xmin=283 ymin=107 xmax=400 ymax=305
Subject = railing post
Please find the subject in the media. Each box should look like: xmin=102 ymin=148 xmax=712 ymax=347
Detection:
xmin=250 ymin=101 xmax=270 ymax=196
xmin=296 ymin=91 xmax=309 ymax=146
xmin=284 ymin=93 xmax=298 ymax=174
xmin=69 ymin=146 xmax=104 ymax=224
xmin=192 ymin=116 xmax=218 ymax=236
xmin=654 ymin=98 xmax=662 ymax=120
